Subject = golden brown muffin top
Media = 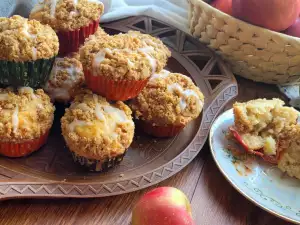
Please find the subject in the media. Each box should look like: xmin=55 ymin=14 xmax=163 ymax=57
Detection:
xmin=44 ymin=55 xmax=84 ymax=103
xmin=61 ymin=90 xmax=134 ymax=159
xmin=29 ymin=0 xmax=104 ymax=31
xmin=130 ymin=70 xmax=204 ymax=126
xmin=0 ymin=15 xmax=59 ymax=62
xmin=0 ymin=87 xmax=55 ymax=141
xmin=79 ymin=31 xmax=171 ymax=81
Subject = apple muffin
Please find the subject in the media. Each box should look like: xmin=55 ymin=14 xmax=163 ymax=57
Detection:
xmin=230 ymin=98 xmax=298 ymax=163
xmin=44 ymin=54 xmax=84 ymax=103
xmin=0 ymin=15 xmax=58 ymax=87
xmin=0 ymin=87 xmax=55 ymax=157
xmin=30 ymin=0 xmax=104 ymax=55
xmin=130 ymin=70 xmax=204 ymax=137
xmin=61 ymin=89 xmax=135 ymax=171
xmin=79 ymin=31 xmax=171 ymax=100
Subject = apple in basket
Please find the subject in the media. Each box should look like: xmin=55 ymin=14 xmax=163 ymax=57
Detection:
xmin=284 ymin=18 xmax=300 ymax=38
xmin=211 ymin=0 xmax=232 ymax=15
xmin=132 ymin=187 xmax=195 ymax=225
xmin=232 ymin=0 xmax=300 ymax=31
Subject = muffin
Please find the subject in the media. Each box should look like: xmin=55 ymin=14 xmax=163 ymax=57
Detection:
xmin=230 ymin=98 xmax=298 ymax=163
xmin=43 ymin=54 xmax=84 ymax=103
xmin=61 ymin=90 xmax=135 ymax=171
xmin=0 ymin=15 xmax=58 ymax=88
xmin=30 ymin=0 xmax=104 ymax=56
xmin=80 ymin=31 xmax=171 ymax=101
xmin=277 ymin=125 xmax=300 ymax=180
xmin=0 ymin=87 xmax=55 ymax=157
xmin=130 ymin=70 xmax=204 ymax=137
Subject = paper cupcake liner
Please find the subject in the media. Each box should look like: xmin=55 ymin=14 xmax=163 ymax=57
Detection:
xmin=71 ymin=151 xmax=127 ymax=172
xmin=84 ymin=69 xmax=149 ymax=101
xmin=138 ymin=120 xmax=185 ymax=137
xmin=0 ymin=131 xmax=50 ymax=158
xmin=57 ymin=19 xmax=100 ymax=56
xmin=0 ymin=57 xmax=56 ymax=88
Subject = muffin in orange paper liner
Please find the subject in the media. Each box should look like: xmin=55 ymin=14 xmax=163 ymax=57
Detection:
xmin=130 ymin=70 xmax=205 ymax=138
xmin=30 ymin=0 xmax=104 ymax=56
xmin=0 ymin=87 xmax=55 ymax=157
xmin=61 ymin=89 xmax=135 ymax=172
xmin=80 ymin=31 xmax=171 ymax=101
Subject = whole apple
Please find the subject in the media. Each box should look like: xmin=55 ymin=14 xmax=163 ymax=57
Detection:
xmin=232 ymin=0 xmax=300 ymax=31
xmin=132 ymin=187 xmax=195 ymax=225
xmin=211 ymin=0 xmax=232 ymax=15
xmin=285 ymin=18 xmax=300 ymax=38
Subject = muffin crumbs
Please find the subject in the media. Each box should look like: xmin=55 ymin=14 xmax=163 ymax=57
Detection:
xmin=61 ymin=90 xmax=134 ymax=159
xmin=79 ymin=31 xmax=171 ymax=81
xmin=0 ymin=87 xmax=55 ymax=141
xmin=44 ymin=56 xmax=84 ymax=102
xmin=29 ymin=0 xmax=104 ymax=31
xmin=130 ymin=70 xmax=204 ymax=126
xmin=0 ymin=15 xmax=59 ymax=62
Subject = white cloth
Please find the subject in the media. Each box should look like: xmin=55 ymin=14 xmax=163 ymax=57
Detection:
xmin=101 ymin=0 xmax=189 ymax=33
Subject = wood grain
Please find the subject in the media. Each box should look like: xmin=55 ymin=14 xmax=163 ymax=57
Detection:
xmin=0 ymin=77 xmax=293 ymax=225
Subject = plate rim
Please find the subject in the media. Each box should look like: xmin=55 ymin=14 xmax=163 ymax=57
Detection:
xmin=209 ymin=108 xmax=300 ymax=224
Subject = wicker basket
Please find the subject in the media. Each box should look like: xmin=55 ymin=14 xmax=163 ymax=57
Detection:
xmin=188 ymin=0 xmax=300 ymax=85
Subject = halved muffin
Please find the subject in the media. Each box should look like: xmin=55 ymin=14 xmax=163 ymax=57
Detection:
xmin=230 ymin=98 xmax=298 ymax=163
xmin=277 ymin=125 xmax=300 ymax=179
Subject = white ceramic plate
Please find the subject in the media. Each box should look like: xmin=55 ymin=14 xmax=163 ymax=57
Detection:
xmin=209 ymin=109 xmax=300 ymax=224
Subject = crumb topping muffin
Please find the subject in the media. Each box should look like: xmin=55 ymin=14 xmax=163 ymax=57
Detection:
xmin=44 ymin=55 xmax=84 ymax=102
xmin=130 ymin=70 xmax=204 ymax=126
xmin=232 ymin=98 xmax=298 ymax=157
xmin=61 ymin=90 xmax=135 ymax=160
xmin=0 ymin=15 xmax=59 ymax=62
xmin=0 ymin=87 xmax=55 ymax=141
xmin=80 ymin=31 xmax=171 ymax=81
xmin=277 ymin=125 xmax=300 ymax=179
xmin=29 ymin=0 xmax=104 ymax=31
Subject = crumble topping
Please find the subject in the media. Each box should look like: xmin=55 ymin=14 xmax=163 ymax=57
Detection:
xmin=0 ymin=15 xmax=58 ymax=62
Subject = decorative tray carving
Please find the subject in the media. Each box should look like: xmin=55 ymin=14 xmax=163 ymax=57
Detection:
xmin=0 ymin=16 xmax=237 ymax=199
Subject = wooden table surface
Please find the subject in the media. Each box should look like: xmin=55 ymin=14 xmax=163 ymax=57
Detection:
xmin=0 ymin=77 xmax=293 ymax=225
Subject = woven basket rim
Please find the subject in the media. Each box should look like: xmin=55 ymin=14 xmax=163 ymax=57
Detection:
xmin=190 ymin=0 xmax=300 ymax=42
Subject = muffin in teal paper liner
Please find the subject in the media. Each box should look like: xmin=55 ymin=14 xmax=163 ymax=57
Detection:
xmin=0 ymin=15 xmax=59 ymax=88
xmin=61 ymin=90 xmax=135 ymax=172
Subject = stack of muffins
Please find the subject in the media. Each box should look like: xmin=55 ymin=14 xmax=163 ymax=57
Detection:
xmin=0 ymin=0 xmax=205 ymax=172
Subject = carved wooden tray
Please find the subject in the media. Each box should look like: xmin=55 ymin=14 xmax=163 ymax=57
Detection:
xmin=0 ymin=16 xmax=237 ymax=200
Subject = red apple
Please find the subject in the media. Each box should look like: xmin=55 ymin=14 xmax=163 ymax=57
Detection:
xmin=232 ymin=0 xmax=300 ymax=31
xmin=284 ymin=18 xmax=300 ymax=38
xmin=211 ymin=0 xmax=232 ymax=15
xmin=132 ymin=187 xmax=195 ymax=225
